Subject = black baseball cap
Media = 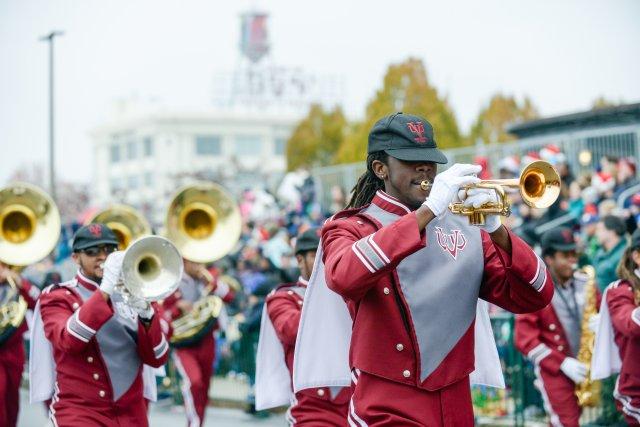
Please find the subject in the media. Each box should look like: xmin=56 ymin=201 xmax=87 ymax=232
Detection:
xmin=368 ymin=112 xmax=448 ymax=164
xmin=295 ymin=227 xmax=321 ymax=254
xmin=72 ymin=223 xmax=119 ymax=251
xmin=540 ymin=227 xmax=577 ymax=252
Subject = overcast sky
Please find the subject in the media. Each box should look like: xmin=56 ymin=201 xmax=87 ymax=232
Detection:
xmin=1 ymin=0 xmax=639 ymax=186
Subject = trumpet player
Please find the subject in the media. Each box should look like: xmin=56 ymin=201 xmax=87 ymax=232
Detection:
xmin=0 ymin=263 xmax=40 ymax=427
xmin=162 ymin=259 xmax=235 ymax=427
xmin=31 ymin=224 xmax=169 ymax=426
xmin=515 ymin=228 xmax=599 ymax=427
xmin=316 ymin=112 xmax=553 ymax=426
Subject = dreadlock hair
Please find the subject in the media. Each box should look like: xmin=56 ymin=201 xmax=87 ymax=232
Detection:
xmin=616 ymin=242 xmax=640 ymax=300
xmin=346 ymin=151 xmax=388 ymax=209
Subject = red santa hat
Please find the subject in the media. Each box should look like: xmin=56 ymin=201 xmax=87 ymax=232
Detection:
xmin=521 ymin=151 xmax=541 ymax=166
xmin=591 ymin=171 xmax=615 ymax=193
xmin=539 ymin=144 xmax=566 ymax=165
xmin=498 ymin=155 xmax=520 ymax=174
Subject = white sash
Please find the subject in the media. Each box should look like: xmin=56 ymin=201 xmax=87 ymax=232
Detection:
xmin=591 ymin=284 xmax=622 ymax=380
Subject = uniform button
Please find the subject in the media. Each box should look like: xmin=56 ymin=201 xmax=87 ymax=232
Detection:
xmin=403 ymin=370 xmax=411 ymax=378
xmin=316 ymin=389 xmax=325 ymax=397
xmin=558 ymin=345 xmax=564 ymax=351
xmin=297 ymin=301 xmax=303 ymax=306
xmin=356 ymin=220 xmax=363 ymax=225
xmin=65 ymin=291 xmax=71 ymax=295
xmin=383 ymin=287 xmax=390 ymax=295
xmin=287 ymin=291 xmax=294 ymax=295
xmin=99 ymin=390 xmax=105 ymax=397
xmin=396 ymin=344 xmax=404 ymax=351
xmin=72 ymin=302 xmax=79 ymax=309
xmin=93 ymin=373 xmax=99 ymax=380
xmin=549 ymin=324 xmax=556 ymax=331
xmin=87 ymin=357 xmax=94 ymax=363
xmin=554 ymin=335 xmax=560 ymax=341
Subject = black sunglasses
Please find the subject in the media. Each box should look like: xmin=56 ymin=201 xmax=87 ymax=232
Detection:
xmin=81 ymin=245 xmax=118 ymax=257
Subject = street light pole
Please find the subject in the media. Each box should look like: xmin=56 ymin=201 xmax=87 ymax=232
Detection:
xmin=39 ymin=31 xmax=64 ymax=202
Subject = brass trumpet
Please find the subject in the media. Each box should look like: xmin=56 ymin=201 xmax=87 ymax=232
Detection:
xmin=421 ymin=160 xmax=561 ymax=225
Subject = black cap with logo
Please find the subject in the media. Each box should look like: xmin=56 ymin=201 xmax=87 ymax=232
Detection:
xmin=540 ymin=227 xmax=577 ymax=252
xmin=294 ymin=227 xmax=321 ymax=255
xmin=368 ymin=112 xmax=448 ymax=164
xmin=72 ymin=223 xmax=119 ymax=252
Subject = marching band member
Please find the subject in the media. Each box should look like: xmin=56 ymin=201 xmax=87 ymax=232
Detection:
xmin=315 ymin=112 xmax=553 ymax=426
xmin=32 ymin=224 xmax=169 ymax=426
xmin=0 ymin=263 xmax=40 ymax=427
xmin=162 ymin=259 xmax=235 ymax=427
xmin=593 ymin=228 xmax=640 ymax=425
xmin=256 ymin=227 xmax=350 ymax=426
xmin=515 ymin=227 xmax=597 ymax=427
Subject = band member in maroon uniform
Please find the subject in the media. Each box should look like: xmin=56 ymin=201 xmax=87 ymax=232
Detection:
xmin=606 ymin=228 xmax=640 ymax=424
xmin=0 ymin=264 xmax=40 ymax=427
xmin=37 ymin=224 xmax=169 ymax=426
xmin=321 ymin=112 xmax=554 ymax=426
xmin=265 ymin=228 xmax=350 ymax=426
xmin=162 ymin=259 xmax=235 ymax=427
xmin=515 ymin=227 xmax=596 ymax=427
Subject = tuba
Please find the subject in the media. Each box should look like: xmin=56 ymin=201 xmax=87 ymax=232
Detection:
xmin=0 ymin=183 xmax=60 ymax=344
xmin=165 ymin=183 xmax=241 ymax=347
xmin=574 ymin=265 xmax=601 ymax=407
xmin=87 ymin=204 xmax=151 ymax=250
xmin=422 ymin=160 xmax=561 ymax=225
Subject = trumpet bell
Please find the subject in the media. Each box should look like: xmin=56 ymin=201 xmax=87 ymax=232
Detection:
xmin=166 ymin=183 xmax=241 ymax=263
xmin=0 ymin=183 xmax=61 ymax=267
xmin=520 ymin=160 xmax=561 ymax=209
xmin=122 ymin=236 xmax=183 ymax=301
xmin=88 ymin=205 xmax=151 ymax=250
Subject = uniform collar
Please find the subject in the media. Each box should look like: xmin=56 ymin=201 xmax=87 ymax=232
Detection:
xmin=76 ymin=270 xmax=100 ymax=291
xmin=372 ymin=190 xmax=412 ymax=216
xmin=298 ymin=276 xmax=309 ymax=287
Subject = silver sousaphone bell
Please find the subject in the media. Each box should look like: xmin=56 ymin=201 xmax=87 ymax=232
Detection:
xmin=117 ymin=235 xmax=183 ymax=303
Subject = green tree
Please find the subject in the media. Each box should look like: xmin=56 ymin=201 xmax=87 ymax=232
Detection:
xmin=336 ymin=58 xmax=462 ymax=164
xmin=286 ymin=104 xmax=347 ymax=171
xmin=591 ymin=96 xmax=621 ymax=110
xmin=468 ymin=94 xmax=539 ymax=145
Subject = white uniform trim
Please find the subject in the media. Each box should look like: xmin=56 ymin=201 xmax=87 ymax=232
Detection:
xmin=614 ymin=376 xmax=640 ymax=422
xmin=172 ymin=353 xmax=200 ymax=427
xmin=375 ymin=190 xmax=411 ymax=214
xmin=533 ymin=366 xmax=562 ymax=427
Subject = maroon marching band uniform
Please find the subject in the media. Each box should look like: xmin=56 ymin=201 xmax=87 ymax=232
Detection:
xmin=321 ymin=190 xmax=554 ymax=426
xmin=0 ymin=278 xmax=40 ymax=427
xmin=606 ymin=280 xmax=640 ymax=425
xmin=515 ymin=274 xmax=600 ymax=427
xmin=266 ymin=277 xmax=350 ymax=426
xmin=162 ymin=270 xmax=235 ymax=427
xmin=39 ymin=271 xmax=169 ymax=426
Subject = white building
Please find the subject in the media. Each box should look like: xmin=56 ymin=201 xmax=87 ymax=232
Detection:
xmin=91 ymin=109 xmax=298 ymax=227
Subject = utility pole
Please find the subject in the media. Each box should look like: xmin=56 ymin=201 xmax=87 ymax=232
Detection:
xmin=39 ymin=31 xmax=64 ymax=202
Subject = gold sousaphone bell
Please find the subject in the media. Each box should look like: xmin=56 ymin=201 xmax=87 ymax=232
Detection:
xmin=422 ymin=160 xmax=561 ymax=225
xmin=87 ymin=204 xmax=152 ymax=250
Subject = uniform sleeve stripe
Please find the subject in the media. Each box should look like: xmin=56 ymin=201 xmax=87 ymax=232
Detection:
xmin=66 ymin=311 xmax=95 ymax=341
xmin=29 ymin=286 xmax=41 ymax=300
xmin=66 ymin=317 xmax=90 ymax=342
xmin=527 ymin=343 xmax=551 ymax=362
xmin=154 ymin=336 xmax=169 ymax=358
xmin=351 ymin=244 xmax=376 ymax=273
xmin=632 ymin=308 xmax=640 ymax=327
xmin=530 ymin=257 xmax=547 ymax=291
xmin=154 ymin=335 xmax=167 ymax=352
xmin=367 ymin=236 xmax=390 ymax=264
xmin=74 ymin=310 xmax=97 ymax=334
xmin=534 ymin=348 xmax=552 ymax=365
xmin=355 ymin=237 xmax=386 ymax=271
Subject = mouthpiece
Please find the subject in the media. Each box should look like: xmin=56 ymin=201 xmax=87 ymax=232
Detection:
xmin=420 ymin=180 xmax=432 ymax=191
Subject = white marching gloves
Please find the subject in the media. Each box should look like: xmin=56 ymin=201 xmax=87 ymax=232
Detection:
xmin=100 ymin=251 xmax=125 ymax=296
xmin=128 ymin=296 xmax=155 ymax=321
xmin=588 ymin=314 xmax=601 ymax=333
xmin=560 ymin=357 xmax=588 ymax=383
xmin=423 ymin=164 xmax=481 ymax=217
xmin=458 ymin=188 xmax=502 ymax=233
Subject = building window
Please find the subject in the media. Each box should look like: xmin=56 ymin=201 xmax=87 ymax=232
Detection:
xmin=144 ymin=172 xmax=153 ymax=186
xmin=195 ymin=136 xmax=222 ymax=155
xmin=110 ymin=178 xmax=123 ymax=193
xmin=274 ymin=138 xmax=287 ymax=155
xmin=143 ymin=137 xmax=154 ymax=157
xmin=127 ymin=175 xmax=139 ymax=189
xmin=235 ymin=135 xmax=262 ymax=156
xmin=110 ymin=145 xmax=121 ymax=163
xmin=126 ymin=141 xmax=137 ymax=160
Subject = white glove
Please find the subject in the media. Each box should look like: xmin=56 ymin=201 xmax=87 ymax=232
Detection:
xmin=458 ymin=188 xmax=502 ymax=233
xmin=588 ymin=314 xmax=601 ymax=333
xmin=100 ymin=251 xmax=125 ymax=295
xmin=128 ymin=296 xmax=155 ymax=321
xmin=423 ymin=164 xmax=481 ymax=217
xmin=560 ymin=357 xmax=588 ymax=383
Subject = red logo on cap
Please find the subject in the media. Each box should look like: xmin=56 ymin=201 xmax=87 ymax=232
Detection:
xmin=88 ymin=224 xmax=102 ymax=237
xmin=407 ymin=122 xmax=427 ymax=143
xmin=561 ymin=229 xmax=573 ymax=243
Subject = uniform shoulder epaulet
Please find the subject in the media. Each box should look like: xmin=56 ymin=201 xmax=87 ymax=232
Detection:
xmin=325 ymin=205 xmax=370 ymax=223
xmin=43 ymin=279 xmax=77 ymax=295
xmin=267 ymin=283 xmax=298 ymax=298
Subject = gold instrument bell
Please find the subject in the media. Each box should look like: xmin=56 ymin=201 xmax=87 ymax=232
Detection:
xmin=425 ymin=160 xmax=561 ymax=225
xmin=0 ymin=183 xmax=61 ymax=344
xmin=87 ymin=204 xmax=151 ymax=250
xmin=166 ymin=182 xmax=241 ymax=347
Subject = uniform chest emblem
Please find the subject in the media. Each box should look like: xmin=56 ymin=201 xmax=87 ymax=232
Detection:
xmin=434 ymin=227 xmax=467 ymax=260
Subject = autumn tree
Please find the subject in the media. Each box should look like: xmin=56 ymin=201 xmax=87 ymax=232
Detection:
xmin=468 ymin=94 xmax=539 ymax=145
xmin=336 ymin=58 xmax=462 ymax=164
xmin=285 ymin=104 xmax=347 ymax=171
xmin=591 ymin=96 xmax=622 ymax=110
